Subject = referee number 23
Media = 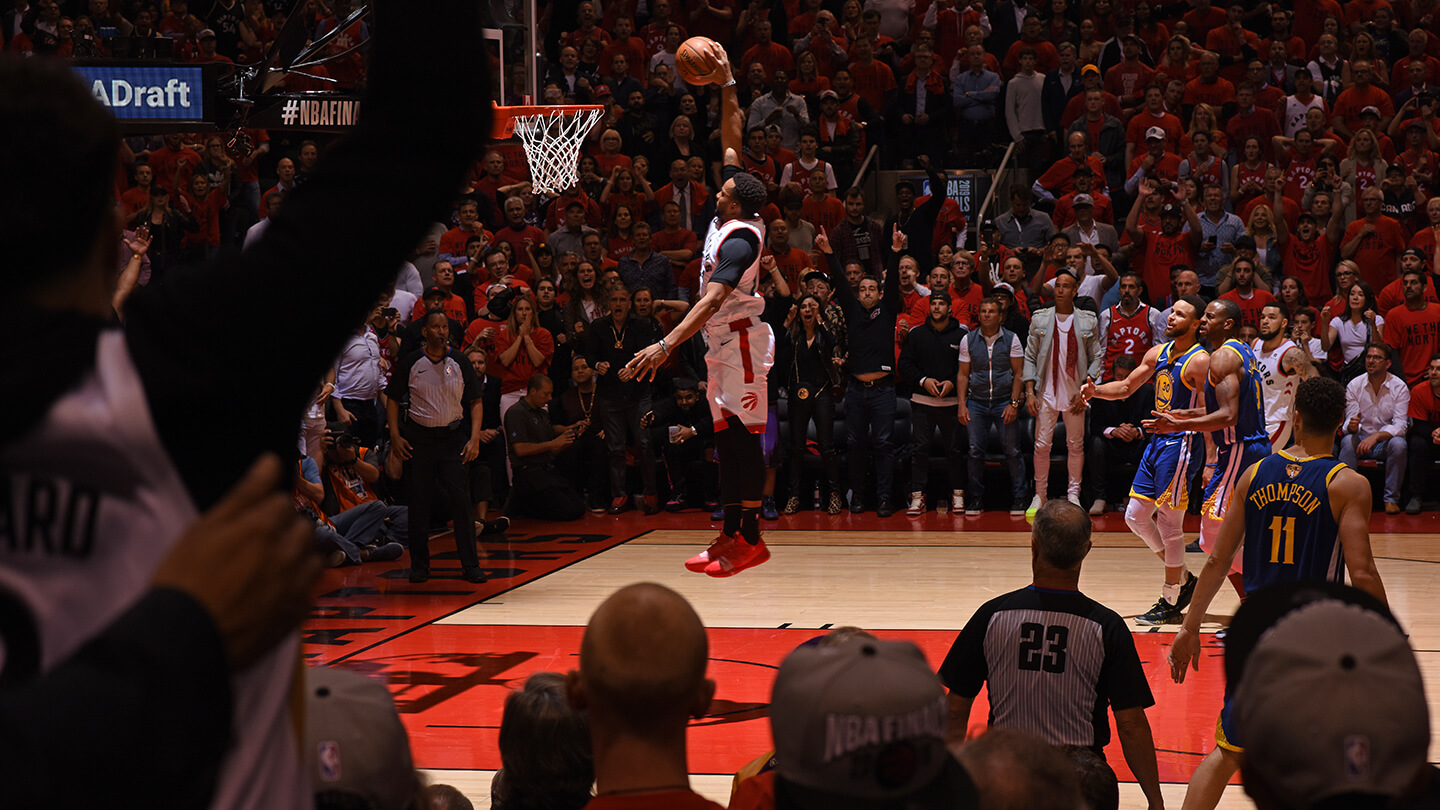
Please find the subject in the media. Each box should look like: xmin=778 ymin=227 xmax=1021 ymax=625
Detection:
xmin=1018 ymin=622 xmax=1069 ymax=674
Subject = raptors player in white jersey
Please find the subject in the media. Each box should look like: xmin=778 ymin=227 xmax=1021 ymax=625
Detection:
xmin=1253 ymin=303 xmax=1316 ymax=449
xmin=627 ymin=40 xmax=775 ymax=577
xmin=0 ymin=3 xmax=486 ymax=805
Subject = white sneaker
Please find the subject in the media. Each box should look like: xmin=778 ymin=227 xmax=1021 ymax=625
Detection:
xmin=906 ymin=492 xmax=926 ymax=517
xmin=951 ymin=491 xmax=965 ymax=512
xmin=1067 ymin=492 xmax=1082 ymax=507
xmin=1089 ymin=499 xmax=1107 ymax=516
xmin=1025 ymin=495 xmax=1042 ymax=519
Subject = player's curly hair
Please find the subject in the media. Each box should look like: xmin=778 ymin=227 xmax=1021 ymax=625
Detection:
xmin=1293 ymin=377 xmax=1346 ymax=438
xmin=731 ymin=172 xmax=769 ymax=218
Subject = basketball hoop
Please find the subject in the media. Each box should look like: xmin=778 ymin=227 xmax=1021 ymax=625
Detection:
xmin=492 ymin=103 xmax=606 ymax=197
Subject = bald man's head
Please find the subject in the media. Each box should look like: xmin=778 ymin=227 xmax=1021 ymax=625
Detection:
xmin=571 ymin=583 xmax=714 ymax=734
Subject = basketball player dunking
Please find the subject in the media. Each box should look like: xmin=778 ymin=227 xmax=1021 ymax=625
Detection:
xmin=1081 ymin=296 xmax=1209 ymax=625
xmin=1145 ymin=299 xmax=1272 ymax=618
xmin=627 ymin=41 xmax=775 ymax=577
xmin=1167 ymin=376 xmax=1387 ymax=810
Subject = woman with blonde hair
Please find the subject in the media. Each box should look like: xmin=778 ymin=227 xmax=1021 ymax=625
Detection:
xmin=1340 ymin=128 xmax=1387 ymax=204
xmin=1156 ymin=34 xmax=1196 ymax=85
xmin=1180 ymin=102 xmax=1226 ymax=157
xmin=1246 ymin=203 xmax=1282 ymax=281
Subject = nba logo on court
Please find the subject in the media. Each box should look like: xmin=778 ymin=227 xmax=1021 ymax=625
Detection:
xmin=317 ymin=741 xmax=342 ymax=783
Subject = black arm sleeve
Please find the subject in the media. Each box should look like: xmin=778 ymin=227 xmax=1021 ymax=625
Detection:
xmin=709 ymin=229 xmax=761 ymax=290
xmin=124 ymin=0 xmax=489 ymax=510
xmin=0 ymin=588 xmax=232 ymax=806
xmin=883 ymin=246 xmax=904 ymax=312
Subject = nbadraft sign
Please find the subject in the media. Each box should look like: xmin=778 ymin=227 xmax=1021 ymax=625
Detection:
xmin=72 ymin=64 xmax=213 ymax=127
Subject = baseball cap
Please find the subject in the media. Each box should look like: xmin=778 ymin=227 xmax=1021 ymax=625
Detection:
xmin=1231 ymin=594 xmax=1427 ymax=808
xmin=422 ymin=285 xmax=447 ymax=299
xmin=802 ymin=270 xmax=833 ymax=287
xmin=197 ymin=27 xmax=216 ymax=39
xmin=1406 ymin=117 xmax=1427 ymax=131
xmin=1402 ymin=246 xmax=1427 ymax=261
xmin=305 ymin=667 xmax=421 ymax=810
xmin=593 ymin=84 xmax=613 ymax=97
xmin=992 ymin=281 xmax=1016 ymax=296
xmin=929 ymin=289 xmax=952 ymax=304
xmin=1081 ymin=63 xmax=1100 ymax=75
xmin=770 ymin=637 xmax=979 ymax=809
xmin=819 ymin=89 xmax=839 ymax=100
xmin=1072 ymin=193 xmax=1094 ymax=207
xmin=1160 ymin=203 xmax=1181 ymax=218
xmin=1145 ymin=126 xmax=1166 ymax=141
xmin=1360 ymin=105 xmax=1381 ymax=117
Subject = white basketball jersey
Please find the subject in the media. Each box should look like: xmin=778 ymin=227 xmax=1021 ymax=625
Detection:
xmin=1253 ymin=337 xmax=1299 ymax=446
xmin=0 ymin=331 xmax=308 ymax=808
xmin=700 ymin=216 xmax=767 ymax=334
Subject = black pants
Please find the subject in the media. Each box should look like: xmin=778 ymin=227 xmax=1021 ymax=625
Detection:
xmin=557 ymin=430 xmax=608 ymax=508
xmin=789 ymin=389 xmax=840 ymax=496
xmin=1408 ymin=426 xmax=1438 ymax=501
xmin=510 ymin=464 xmax=586 ymax=521
xmin=660 ymin=430 xmax=712 ymax=503
xmin=1089 ymin=433 xmax=1148 ymax=504
xmin=600 ymin=396 xmax=656 ymax=498
xmin=403 ymin=422 xmax=479 ymax=573
xmin=909 ymin=401 xmax=965 ymax=493
xmin=338 ymin=397 xmax=381 ymax=446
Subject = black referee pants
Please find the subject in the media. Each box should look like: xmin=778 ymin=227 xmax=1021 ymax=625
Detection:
xmin=404 ymin=422 xmax=479 ymax=574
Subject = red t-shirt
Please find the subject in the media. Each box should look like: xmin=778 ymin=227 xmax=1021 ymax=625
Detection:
xmin=439 ymin=225 xmax=491 ymax=258
xmin=489 ymin=324 xmax=555 ymax=393
xmin=493 ymin=224 xmax=548 ymax=272
xmin=1182 ymin=77 xmax=1235 ymax=110
xmin=1127 ymin=152 xmax=1183 ymax=186
xmin=1333 ymin=85 xmax=1395 ymax=134
xmin=949 ymin=281 xmax=985 ymax=328
xmin=412 ymin=293 xmax=470 ymax=327
xmin=764 ymin=245 xmax=815 ymax=292
xmin=802 ymin=195 xmax=846 ymax=234
xmin=1125 ymin=111 xmax=1184 ymax=152
xmin=146 ymin=145 xmax=203 ymax=194
xmin=1342 ymin=216 xmax=1407 ymax=290
xmin=1283 ymin=237 xmax=1335 ymax=303
xmin=1220 ymin=287 xmax=1279 ymax=331
xmin=742 ymin=41 xmax=795 ymax=79
xmin=1225 ymin=108 xmax=1282 ymax=161
xmin=1141 ymin=231 xmax=1195 ymax=301
xmin=1377 ymin=275 xmax=1440 ymax=313
xmin=1384 ymin=302 xmax=1440 ymax=384
xmin=848 ymin=58 xmax=897 ymax=113
xmin=1036 ymin=156 xmax=1109 ymax=197
xmin=1408 ymin=379 xmax=1440 ymax=423
xmin=1103 ymin=60 xmax=1156 ymax=102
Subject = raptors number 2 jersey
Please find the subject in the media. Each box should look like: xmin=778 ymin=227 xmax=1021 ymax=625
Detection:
xmin=0 ymin=331 xmax=307 ymax=809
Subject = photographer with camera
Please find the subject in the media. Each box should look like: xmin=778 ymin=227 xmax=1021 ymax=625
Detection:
xmin=505 ymin=373 xmax=590 ymax=521
xmin=316 ymin=422 xmax=409 ymax=551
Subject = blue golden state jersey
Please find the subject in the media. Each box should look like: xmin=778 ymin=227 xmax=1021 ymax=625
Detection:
xmin=1153 ymin=341 xmax=1207 ymax=421
xmin=1241 ymin=451 xmax=1347 ymax=590
xmin=1205 ymin=339 xmax=1269 ymax=449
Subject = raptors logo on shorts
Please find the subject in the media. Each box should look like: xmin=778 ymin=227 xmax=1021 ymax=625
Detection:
xmin=701 ymin=216 xmax=775 ymax=432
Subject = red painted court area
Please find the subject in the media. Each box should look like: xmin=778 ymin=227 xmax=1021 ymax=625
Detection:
xmin=323 ymin=623 xmax=1231 ymax=783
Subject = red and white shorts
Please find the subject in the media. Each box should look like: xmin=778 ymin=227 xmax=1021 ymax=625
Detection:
xmin=706 ymin=318 xmax=774 ymax=433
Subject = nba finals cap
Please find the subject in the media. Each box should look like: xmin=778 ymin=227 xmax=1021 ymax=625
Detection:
xmin=1229 ymin=584 xmax=1427 ymax=808
xmin=197 ymin=27 xmax=216 ymax=39
xmin=819 ymin=89 xmax=839 ymax=100
xmin=1144 ymin=126 xmax=1166 ymax=141
xmin=1072 ymin=193 xmax=1094 ymax=207
xmin=305 ymin=667 xmax=421 ymax=810
xmin=1081 ymin=64 xmax=1100 ymax=75
xmin=770 ymin=637 xmax=978 ymax=809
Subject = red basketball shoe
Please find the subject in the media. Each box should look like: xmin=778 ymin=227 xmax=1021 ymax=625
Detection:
xmin=684 ymin=534 xmax=730 ymax=572
xmin=703 ymin=534 xmax=771 ymax=578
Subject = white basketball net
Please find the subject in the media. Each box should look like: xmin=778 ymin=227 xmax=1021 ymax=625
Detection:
xmin=510 ymin=107 xmax=606 ymax=196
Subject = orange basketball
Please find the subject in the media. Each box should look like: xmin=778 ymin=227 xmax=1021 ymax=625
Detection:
xmin=676 ymin=36 xmax=722 ymax=85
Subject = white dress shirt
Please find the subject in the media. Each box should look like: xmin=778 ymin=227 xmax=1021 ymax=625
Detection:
xmin=1345 ymin=372 xmax=1410 ymax=439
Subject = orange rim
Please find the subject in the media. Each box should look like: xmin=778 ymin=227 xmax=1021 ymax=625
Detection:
xmin=491 ymin=103 xmax=606 ymax=139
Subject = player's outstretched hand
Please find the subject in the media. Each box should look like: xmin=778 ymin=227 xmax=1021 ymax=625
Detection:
xmin=1142 ymin=410 xmax=1179 ymax=434
xmin=1168 ymin=626 xmax=1201 ymax=684
xmin=626 ymin=343 xmax=668 ymax=381
xmin=151 ymin=453 xmax=321 ymax=671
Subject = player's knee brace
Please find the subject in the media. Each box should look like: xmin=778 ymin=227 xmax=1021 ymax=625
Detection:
xmin=1157 ymin=507 xmax=1188 ymax=568
xmin=1125 ymin=499 xmax=1165 ymax=554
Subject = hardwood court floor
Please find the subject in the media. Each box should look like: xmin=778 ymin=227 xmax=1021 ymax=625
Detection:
xmin=303 ymin=510 xmax=1440 ymax=810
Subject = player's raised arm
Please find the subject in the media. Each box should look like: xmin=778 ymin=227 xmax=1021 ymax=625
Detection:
xmin=1169 ymin=462 xmax=1256 ymax=683
xmin=716 ymin=43 xmax=744 ymax=168
xmin=1083 ymin=342 xmax=1162 ymax=401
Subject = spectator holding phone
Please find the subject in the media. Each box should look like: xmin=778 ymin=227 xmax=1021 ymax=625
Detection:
xmin=505 ymin=374 xmax=589 ymax=521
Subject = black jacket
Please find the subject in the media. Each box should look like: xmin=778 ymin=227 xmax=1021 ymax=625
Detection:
xmin=825 ymin=247 xmax=903 ymax=376
xmin=899 ymin=317 xmax=968 ymax=397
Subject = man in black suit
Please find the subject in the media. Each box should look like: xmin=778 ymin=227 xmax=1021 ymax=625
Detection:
xmin=1087 ymin=354 xmax=1154 ymax=514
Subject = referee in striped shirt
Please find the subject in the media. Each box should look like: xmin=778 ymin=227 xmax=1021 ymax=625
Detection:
xmin=938 ymin=500 xmax=1164 ymax=810
xmin=387 ymin=310 xmax=486 ymax=583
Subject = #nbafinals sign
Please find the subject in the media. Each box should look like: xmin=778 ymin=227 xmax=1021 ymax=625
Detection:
xmin=74 ymin=65 xmax=206 ymax=121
